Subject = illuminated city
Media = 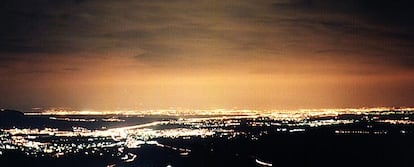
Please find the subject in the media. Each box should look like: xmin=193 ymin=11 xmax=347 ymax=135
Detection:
xmin=1 ymin=107 xmax=414 ymax=166
xmin=1 ymin=0 xmax=414 ymax=166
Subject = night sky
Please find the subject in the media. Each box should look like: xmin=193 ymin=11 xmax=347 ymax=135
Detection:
xmin=1 ymin=0 xmax=414 ymax=111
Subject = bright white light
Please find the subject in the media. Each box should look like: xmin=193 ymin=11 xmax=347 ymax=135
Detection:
xmin=256 ymin=159 xmax=272 ymax=166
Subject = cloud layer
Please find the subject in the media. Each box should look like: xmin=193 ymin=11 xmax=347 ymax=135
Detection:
xmin=1 ymin=0 xmax=414 ymax=109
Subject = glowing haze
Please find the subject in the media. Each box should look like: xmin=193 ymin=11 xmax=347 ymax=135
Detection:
xmin=1 ymin=0 xmax=414 ymax=111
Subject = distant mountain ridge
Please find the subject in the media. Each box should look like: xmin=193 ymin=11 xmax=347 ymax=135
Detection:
xmin=0 ymin=109 xmax=26 ymax=128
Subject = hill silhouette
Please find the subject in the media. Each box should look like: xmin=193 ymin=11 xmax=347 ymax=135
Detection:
xmin=0 ymin=109 xmax=26 ymax=128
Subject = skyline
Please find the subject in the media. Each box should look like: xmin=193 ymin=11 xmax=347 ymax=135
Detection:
xmin=1 ymin=0 xmax=414 ymax=111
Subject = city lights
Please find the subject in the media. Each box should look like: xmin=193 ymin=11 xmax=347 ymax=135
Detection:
xmin=1 ymin=107 xmax=413 ymax=165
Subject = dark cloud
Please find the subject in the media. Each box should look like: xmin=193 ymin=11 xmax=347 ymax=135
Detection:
xmin=270 ymin=0 xmax=414 ymax=69
xmin=1 ymin=0 xmax=82 ymax=52
xmin=62 ymin=67 xmax=80 ymax=72
xmin=271 ymin=0 xmax=414 ymax=38
xmin=20 ymin=69 xmax=54 ymax=74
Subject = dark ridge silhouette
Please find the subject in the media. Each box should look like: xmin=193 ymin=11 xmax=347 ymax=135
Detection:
xmin=0 ymin=109 xmax=167 ymax=130
xmin=0 ymin=109 xmax=26 ymax=128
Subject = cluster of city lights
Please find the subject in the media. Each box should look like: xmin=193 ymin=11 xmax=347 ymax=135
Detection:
xmin=0 ymin=107 xmax=413 ymax=164
xmin=27 ymin=107 xmax=414 ymax=119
